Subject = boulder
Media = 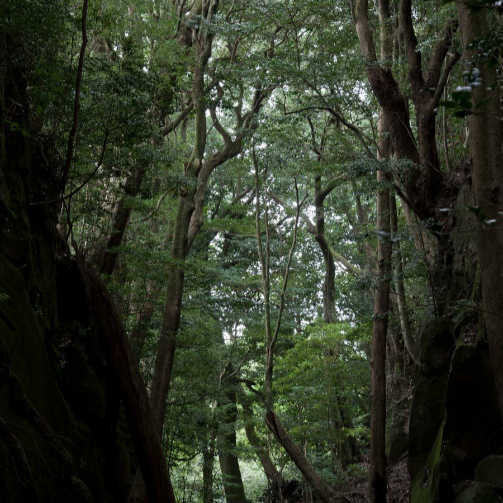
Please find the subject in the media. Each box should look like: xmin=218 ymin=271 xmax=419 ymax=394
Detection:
xmin=454 ymin=481 xmax=502 ymax=503
xmin=475 ymin=456 xmax=503 ymax=488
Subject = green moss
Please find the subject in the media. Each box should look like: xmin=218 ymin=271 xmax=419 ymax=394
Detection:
xmin=411 ymin=417 xmax=446 ymax=503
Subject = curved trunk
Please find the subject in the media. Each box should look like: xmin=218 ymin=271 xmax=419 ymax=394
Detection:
xmin=240 ymin=392 xmax=284 ymax=490
xmin=265 ymin=412 xmax=346 ymax=503
xmin=150 ymin=194 xmax=193 ymax=435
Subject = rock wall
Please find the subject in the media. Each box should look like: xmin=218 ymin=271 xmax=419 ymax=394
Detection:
xmin=0 ymin=58 xmax=133 ymax=502
xmin=409 ymin=319 xmax=503 ymax=502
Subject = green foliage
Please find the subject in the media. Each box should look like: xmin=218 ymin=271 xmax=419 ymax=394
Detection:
xmin=12 ymin=0 xmax=485 ymax=499
xmin=275 ymin=322 xmax=370 ymax=466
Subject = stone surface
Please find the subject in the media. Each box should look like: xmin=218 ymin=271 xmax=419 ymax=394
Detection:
xmin=454 ymin=481 xmax=503 ymax=503
xmin=475 ymin=456 xmax=503 ymax=488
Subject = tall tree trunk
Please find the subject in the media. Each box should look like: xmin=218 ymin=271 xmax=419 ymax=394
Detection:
xmin=369 ymin=111 xmax=392 ymax=503
xmin=202 ymin=428 xmax=216 ymax=503
xmin=217 ymin=363 xmax=248 ymax=503
xmin=150 ymin=194 xmax=193 ymax=435
xmin=456 ymin=0 xmax=503 ymax=421
xmin=368 ymin=2 xmax=395 ymax=499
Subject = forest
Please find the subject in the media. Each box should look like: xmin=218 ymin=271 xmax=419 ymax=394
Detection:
xmin=0 ymin=0 xmax=502 ymax=502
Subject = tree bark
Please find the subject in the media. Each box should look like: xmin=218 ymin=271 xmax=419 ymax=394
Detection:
xmin=314 ymin=175 xmax=338 ymax=324
xmin=369 ymin=111 xmax=392 ymax=503
xmin=217 ymin=364 xmax=248 ymax=503
xmin=101 ymin=163 xmax=148 ymax=276
xmin=456 ymin=0 xmax=503 ymax=421
xmin=150 ymin=193 xmax=193 ymax=435
xmin=202 ymin=433 xmax=216 ymax=503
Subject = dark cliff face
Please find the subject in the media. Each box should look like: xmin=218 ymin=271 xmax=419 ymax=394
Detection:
xmin=409 ymin=319 xmax=503 ymax=503
xmin=0 ymin=34 xmax=133 ymax=503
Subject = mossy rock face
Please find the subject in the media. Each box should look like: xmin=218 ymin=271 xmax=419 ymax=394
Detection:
xmin=419 ymin=318 xmax=455 ymax=376
xmin=410 ymin=338 xmax=503 ymax=502
xmin=444 ymin=345 xmax=501 ymax=481
xmin=388 ymin=430 xmax=409 ymax=465
xmin=63 ymin=346 xmax=107 ymax=427
xmin=454 ymin=482 xmax=503 ymax=503
xmin=475 ymin=456 xmax=503 ymax=488
xmin=409 ymin=318 xmax=455 ymax=478
xmin=387 ymin=394 xmax=410 ymax=465
xmin=0 ymin=146 xmax=133 ymax=502
xmin=409 ymin=373 xmax=450 ymax=478
xmin=0 ymin=255 xmax=72 ymax=432
xmin=0 ymin=56 xmax=137 ymax=503
xmin=411 ymin=418 xmax=452 ymax=503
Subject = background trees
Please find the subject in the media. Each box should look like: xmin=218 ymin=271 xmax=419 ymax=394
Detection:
xmin=1 ymin=0 xmax=502 ymax=502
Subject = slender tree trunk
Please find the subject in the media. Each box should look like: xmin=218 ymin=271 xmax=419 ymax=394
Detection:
xmin=456 ymin=0 xmax=503 ymax=421
xmin=390 ymin=193 xmax=419 ymax=366
xmin=101 ymin=163 xmax=148 ymax=276
xmin=128 ymin=195 xmax=193 ymax=503
xmin=369 ymin=109 xmax=392 ymax=503
xmin=202 ymin=429 xmax=216 ymax=503
xmin=313 ymin=175 xmax=337 ymax=324
xmin=150 ymin=194 xmax=193 ymax=435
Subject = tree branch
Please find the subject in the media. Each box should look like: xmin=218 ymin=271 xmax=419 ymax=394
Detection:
xmin=163 ymin=102 xmax=194 ymax=136
xmin=61 ymin=0 xmax=89 ymax=192
xmin=399 ymin=0 xmax=424 ymax=91
xmin=425 ymin=19 xmax=458 ymax=91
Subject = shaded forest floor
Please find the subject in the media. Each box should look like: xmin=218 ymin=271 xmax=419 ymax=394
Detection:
xmin=336 ymin=459 xmax=409 ymax=503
